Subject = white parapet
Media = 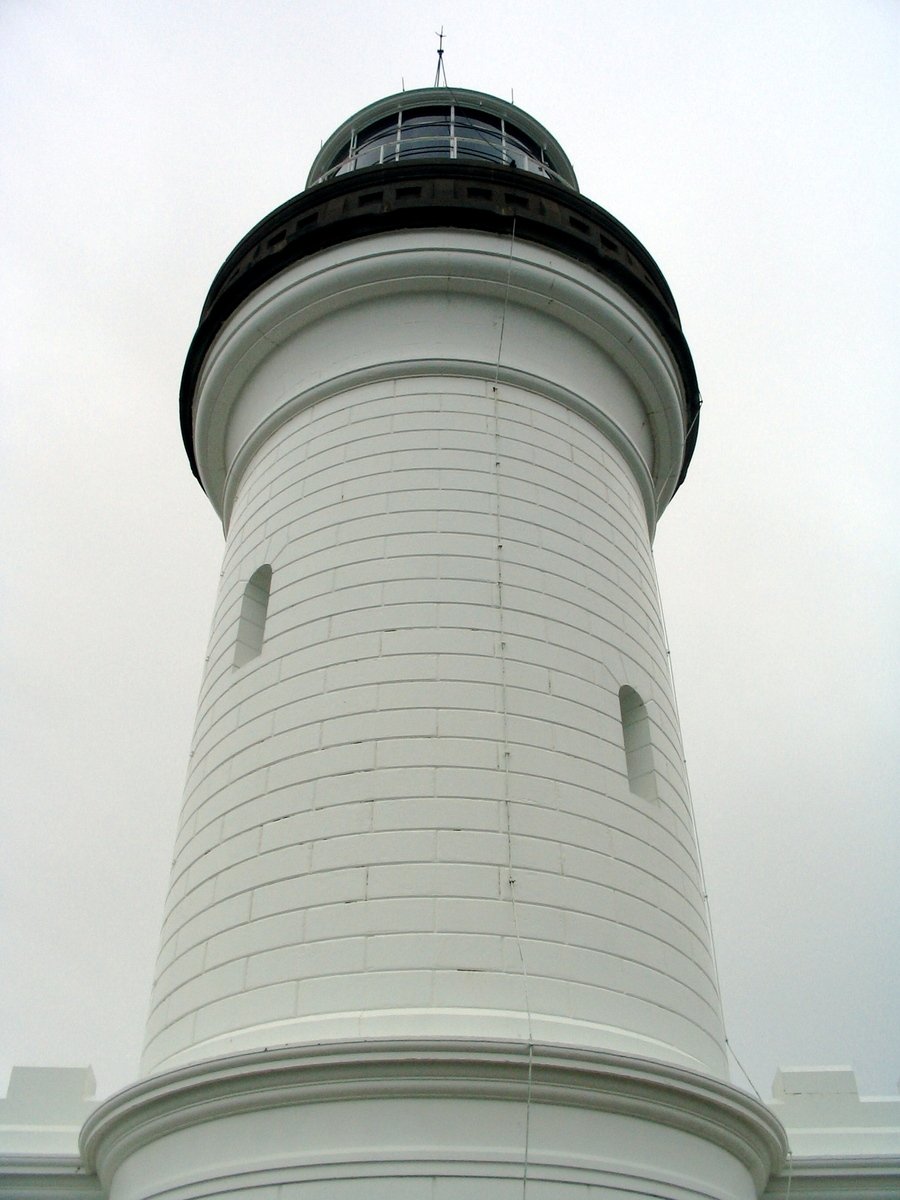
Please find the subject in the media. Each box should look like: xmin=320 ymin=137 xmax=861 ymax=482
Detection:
xmin=0 ymin=1066 xmax=97 ymax=1156
xmin=769 ymin=1067 xmax=900 ymax=1157
xmin=0 ymin=1066 xmax=101 ymax=1199
xmin=760 ymin=1067 xmax=900 ymax=1197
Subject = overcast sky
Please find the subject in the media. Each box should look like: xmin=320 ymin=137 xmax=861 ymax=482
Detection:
xmin=2 ymin=0 xmax=897 ymax=1107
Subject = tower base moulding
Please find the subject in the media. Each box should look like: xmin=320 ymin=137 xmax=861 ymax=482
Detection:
xmin=82 ymin=1039 xmax=786 ymax=1199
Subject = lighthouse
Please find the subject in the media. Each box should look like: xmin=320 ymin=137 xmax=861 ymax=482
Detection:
xmin=82 ymin=86 xmax=786 ymax=1198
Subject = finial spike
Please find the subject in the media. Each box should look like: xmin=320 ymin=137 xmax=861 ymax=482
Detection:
xmin=433 ymin=27 xmax=448 ymax=87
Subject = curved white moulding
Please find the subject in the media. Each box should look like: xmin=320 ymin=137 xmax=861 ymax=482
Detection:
xmin=85 ymin=1041 xmax=787 ymax=1200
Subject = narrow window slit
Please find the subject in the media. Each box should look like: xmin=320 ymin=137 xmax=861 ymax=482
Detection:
xmin=234 ymin=565 xmax=272 ymax=668
xmin=619 ymin=685 xmax=657 ymax=801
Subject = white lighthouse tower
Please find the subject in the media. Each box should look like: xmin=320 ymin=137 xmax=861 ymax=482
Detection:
xmin=82 ymin=87 xmax=786 ymax=1198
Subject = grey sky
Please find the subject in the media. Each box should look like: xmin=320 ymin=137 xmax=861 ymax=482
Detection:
xmin=2 ymin=0 xmax=897 ymax=1103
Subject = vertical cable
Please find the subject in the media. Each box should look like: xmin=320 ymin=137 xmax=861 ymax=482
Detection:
xmin=659 ymin=574 xmax=766 ymax=1103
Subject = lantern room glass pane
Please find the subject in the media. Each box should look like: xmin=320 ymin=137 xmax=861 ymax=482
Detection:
xmin=319 ymin=101 xmax=560 ymax=182
xmin=455 ymin=136 xmax=506 ymax=165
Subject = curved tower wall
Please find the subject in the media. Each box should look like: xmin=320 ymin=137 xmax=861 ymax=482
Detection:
xmin=82 ymin=91 xmax=787 ymax=1200
xmin=141 ymin=229 xmax=727 ymax=1080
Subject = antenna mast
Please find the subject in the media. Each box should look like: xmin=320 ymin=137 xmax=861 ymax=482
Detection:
xmin=433 ymin=27 xmax=448 ymax=87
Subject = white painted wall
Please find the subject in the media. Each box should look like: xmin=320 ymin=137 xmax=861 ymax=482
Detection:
xmin=141 ymin=231 xmax=724 ymax=1082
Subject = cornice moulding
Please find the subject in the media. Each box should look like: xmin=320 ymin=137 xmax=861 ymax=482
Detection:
xmin=0 ymin=1153 xmax=101 ymax=1198
xmin=191 ymin=232 xmax=687 ymax=528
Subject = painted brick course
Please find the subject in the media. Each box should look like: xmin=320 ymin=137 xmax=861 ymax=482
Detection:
xmin=142 ymin=231 xmax=724 ymax=1083
xmin=144 ymin=371 xmax=723 ymax=1078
